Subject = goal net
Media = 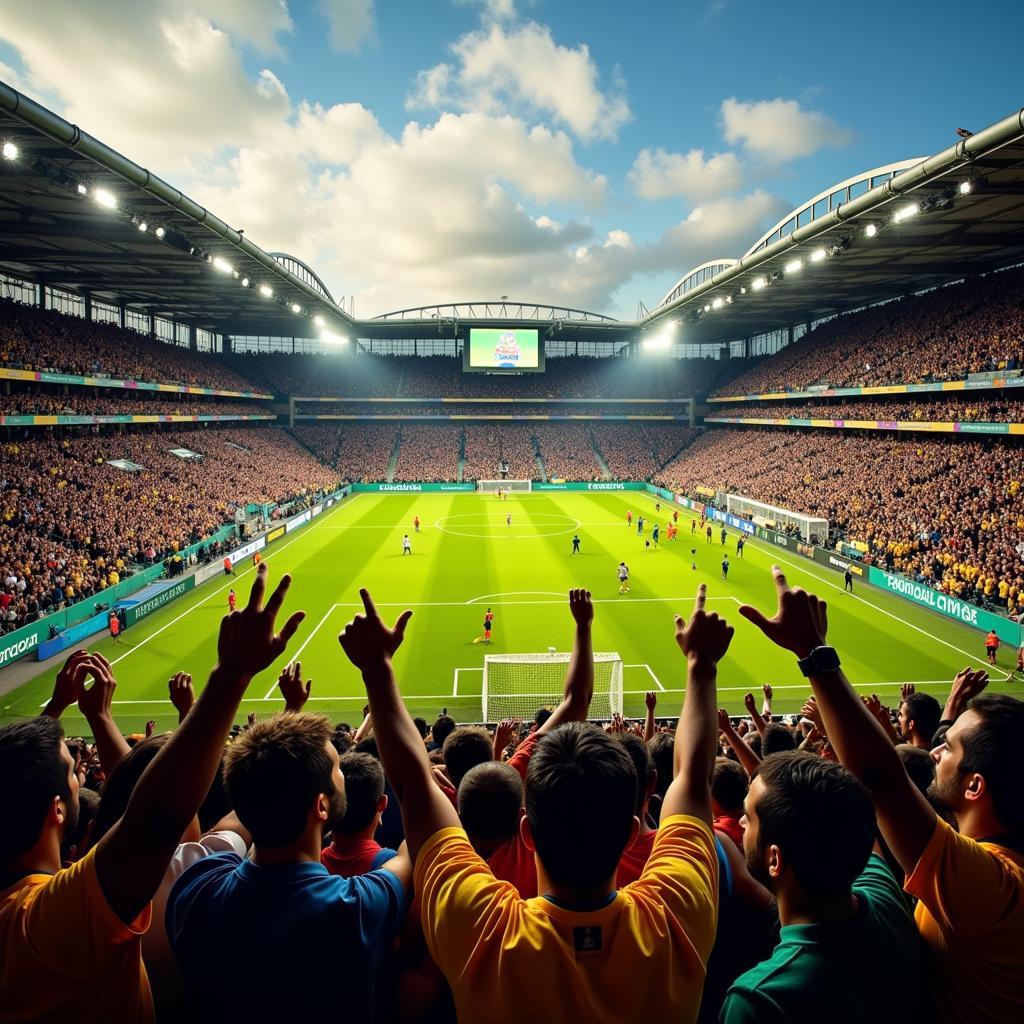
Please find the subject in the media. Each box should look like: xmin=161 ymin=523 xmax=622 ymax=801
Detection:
xmin=477 ymin=479 xmax=532 ymax=493
xmin=482 ymin=652 xmax=623 ymax=722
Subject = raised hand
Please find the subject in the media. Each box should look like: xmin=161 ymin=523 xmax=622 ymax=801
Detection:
xmin=674 ymin=583 xmax=734 ymax=668
xmin=645 ymin=690 xmax=658 ymax=712
xmin=739 ymin=565 xmax=828 ymax=659
xmin=608 ymin=712 xmax=625 ymax=734
xmin=43 ymin=649 xmax=92 ymax=718
xmin=168 ymin=672 xmax=195 ymax=721
xmin=246 ymin=711 xmax=257 ymax=728
xmin=568 ymin=587 xmax=594 ymax=627
xmin=77 ymin=653 xmax=118 ymax=722
xmin=717 ymin=708 xmax=732 ymax=733
xmin=338 ymin=588 xmax=413 ymax=676
xmin=278 ymin=660 xmax=312 ymax=712
xmin=217 ymin=563 xmax=305 ymax=681
xmin=762 ymin=683 xmax=773 ymax=702
xmin=145 ymin=720 xmax=156 ymax=738
xmin=950 ymin=666 xmax=989 ymax=705
xmin=900 ymin=682 xmax=916 ymax=701
xmin=493 ymin=717 xmax=520 ymax=758
xmin=743 ymin=692 xmax=759 ymax=718
xmin=800 ymin=697 xmax=826 ymax=734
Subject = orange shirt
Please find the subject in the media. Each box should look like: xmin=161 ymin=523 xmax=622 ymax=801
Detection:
xmin=905 ymin=816 xmax=1024 ymax=1023
xmin=0 ymin=847 xmax=153 ymax=1023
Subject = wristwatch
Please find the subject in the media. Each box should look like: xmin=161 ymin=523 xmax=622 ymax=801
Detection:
xmin=797 ymin=646 xmax=841 ymax=677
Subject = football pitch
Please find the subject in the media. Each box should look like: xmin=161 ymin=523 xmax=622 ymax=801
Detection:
xmin=1 ymin=490 xmax=1018 ymax=735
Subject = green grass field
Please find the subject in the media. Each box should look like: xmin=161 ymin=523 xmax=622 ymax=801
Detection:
xmin=2 ymin=489 xmax=1019 ymax=735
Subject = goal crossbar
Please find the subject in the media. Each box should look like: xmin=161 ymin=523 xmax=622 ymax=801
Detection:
xmin=482 ymin=651 xmax=623 ymax=721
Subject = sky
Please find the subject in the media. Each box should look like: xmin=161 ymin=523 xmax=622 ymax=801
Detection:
xmin=1 ymin=0 xmax=1021 ymax=319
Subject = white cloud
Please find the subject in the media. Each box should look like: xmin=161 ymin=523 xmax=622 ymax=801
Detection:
xmin=628 ymin=147 xmax=743 ymax=201
xmin=457 ymin=0 xmax=518 ymax=20
xmin=317 ymin=0 xmax=375 ymax=54
xmin=721 ymin=97 xmax=851 ymax=163
xmin=409 ymin=20 xmax=630 ymax=142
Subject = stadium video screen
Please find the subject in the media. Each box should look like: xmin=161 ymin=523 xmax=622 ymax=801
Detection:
xmin=464 ymin=327 xmax=544 ymax=373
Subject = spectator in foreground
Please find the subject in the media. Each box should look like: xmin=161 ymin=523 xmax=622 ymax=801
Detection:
xmin=167 ymin=712 xmax=412 ymax=1020
xmin=721 ymin=751 xmax=923 ymax=1022
xmin=0 ymin=564 xmax=303 ymax=1023
xmin=741 ymin=565 xmax=1024 ymax=1024
xmin=338 ymin=585 xmax=728 ymax=1024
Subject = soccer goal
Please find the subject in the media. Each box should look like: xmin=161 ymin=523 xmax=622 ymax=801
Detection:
xmin=482 ymin=652 xmax=624 ymax=721
xmin=477 ymin=479 xmax=532 ymax=493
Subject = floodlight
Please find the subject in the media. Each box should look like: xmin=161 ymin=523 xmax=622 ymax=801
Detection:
xmin=77 ymin=182 xmax=88 ymax=195
xmin=321 ymin=329 xmax=349 ymax=345
xmin=809 ymin=247 xmax=826 ymax=263
xmin=751 ymin=276 xmax=766 ymax=291
xmin=213 ymin=257 xmax=234 ymax=275
xmin=725 ymin=295 xmax=732 ymax=304
xmin=155 ymin=226 xmax=166 ymax=239
xmin=643 ymin=334 xmax=671 ymax=352
xmin=712 ymin=297 xmax=724 ymax=310
xmin=137 ymin=220 xmax=148 ymax=232
xmin=313 ymin=315 xmax=325 ymax=328
xmin=259 ymin=285 xmax=273 ymax=298
xmin=740 ymin=286 xmax=747 ymax=294
xmin=241 ymin=277 xmax=249 ymax=287
xmin=864 ymin=223 xmax=878 ymax=238
xmin=959 ymin=180 xmax=972 ymax=196
xmin=784 ymin=259 xmax=803 ymax=275
xmin=893 ymin=203 xmax=918 ymax=223
xmin=1 ymin=141 xmax=18 ymax=161
xmin=94 ymin=188 xmax=116 ymax=209
xmin=291 ymin=303 xmax=302 ymax=314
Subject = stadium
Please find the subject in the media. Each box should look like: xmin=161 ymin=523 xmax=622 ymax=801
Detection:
xmin=1 ymin=15 xmax=1023 ymax=1024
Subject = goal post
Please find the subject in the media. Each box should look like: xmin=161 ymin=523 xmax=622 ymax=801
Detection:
xmin=476 ymin=479 xmax=532 ymax=493
xmin=482 ymin=651 xmax=623 ymax=722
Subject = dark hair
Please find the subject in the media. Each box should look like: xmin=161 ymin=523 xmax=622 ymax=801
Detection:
xmin=903 ymin=692 xmax=942 ymax=744
xmin=712 ymin=757 xmax=747 ymax=813
xmin=458 ymin=762 xmax=523 ymax=841
xmin=224 ymin=713 xmax=336 ymax=847
xmin=534 ymin=708 xmax=552 ymax=730
xmin=961 ymin=694 xmax=1024 ymax=832
xmin=442 ymin=727 xmax=494 ymax=790
xmin=354 ymin=736 xmax=379 ymax=759
xmin=647 ymin=732 xmax=675 ymax=799
xmin=62 ymin=787 xmax=100 ymax=863
xmin=746 ymin=733 xmax=763 ymax=758
xmin=896 ymin=743 xmax=934 ymax=795
xmin=526 ymin=723 xmax=637 ymax=890
xmin=334 ymin=752 xmax=385 ymax=835
xmin=431 ymin=715 xmax=456 ymax=748
xmin=752 ymin=752 xmax=875 ymax=899
xmin=90 ymin=733 xmax=170 ymax=848
xmin=0 ymin=717 xmax=73 ymax=862
xmin=617 ymin=734 xmax=653 ymax=814
xmin=413 ymin=717 xmax=429 ymax=739
xmin=763 ymin=723 xmax=797 ymax=755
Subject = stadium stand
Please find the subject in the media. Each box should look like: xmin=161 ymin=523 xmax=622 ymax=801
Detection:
xmin=462 ymin=422 xmax=538 ymax=481
xmin=392 ymin=424 xmax=461 ymax=482
xmin=291 ymin=422 xmax=399 ymax=483
xmin=706 ymin=395 xmax=1024 ymax=423
xmin=712 ymin=266 xmax=1024 ymax=397
xmin=658 ymin=427 xmax=1024 ymax=613
xmin=0 ymin=300 xmax=264 ymax=392
xmin=0 ymin=391 xmax=270 ymax=418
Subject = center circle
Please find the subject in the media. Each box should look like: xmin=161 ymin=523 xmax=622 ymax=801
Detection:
xmin=435 ymin=511 xmax=581 ymax=539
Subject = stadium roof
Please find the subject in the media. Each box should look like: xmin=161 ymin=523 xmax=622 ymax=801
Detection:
xmin=1 ymin=80 xmax=1024 ymax=350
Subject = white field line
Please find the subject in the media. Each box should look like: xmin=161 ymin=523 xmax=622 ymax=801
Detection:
xmin=624 ymin=663 xmax=665 ymax=692
xmin=106 ymin=495 xmax=361 ymax=670
xmin=453 ymin=666 xmax=483 ymax=696
xmin=264 ymin=603 xmax=341 ymax=699
xmin=750 ymin=542 xmax=1013 ymax=681
xmin=325 ymin=596 xmax=739 ymax=609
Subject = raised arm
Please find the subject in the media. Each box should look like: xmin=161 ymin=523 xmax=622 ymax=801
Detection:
xmin=277 ymin=660 xmax=312 ymax=713
xmin=743 ymin=692 xmax=768 ymax=738
xmin=168 ymin=672 xmax=195 ymax=725
xmin=339 ymin=589 xmax=458 ymax=862
xmin=718 ymin=708 xmax=761 ymax=778
xmin=661 ymin=584 xmax=733 ymax=824
xmin=95 ymin=564 xmax=303 ymax=924
xmin=739 ymin=565 xmax=936 ymax=872
xmin=76 ymin=654 xmax=131 ymax=774
xmin=353 ymin=706 xmax=374 ymax=744
xmin=536 ymin=589 xmax=594 ymax=735
xmin=936 ymin=667 xmax=989 ymax=744
xmin=643 ymin=691 xmax=657 ymax=743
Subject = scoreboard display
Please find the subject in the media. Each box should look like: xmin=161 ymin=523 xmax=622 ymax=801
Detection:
xmin=464 ymin=327 xmax=544 ymax=373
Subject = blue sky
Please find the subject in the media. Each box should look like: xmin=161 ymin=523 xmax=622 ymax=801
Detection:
xmin=1 ymin=0 xmax=1021 ymax=317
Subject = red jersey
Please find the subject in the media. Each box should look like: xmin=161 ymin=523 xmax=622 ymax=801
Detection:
xmin=108 ymin=615 xmax=119 ymax=636
xmin=321 ymin=837 xmax=395 ymax=877
xmin=616 ymin=828 xmax=658 ymax=887
xmin=486 ymin=825 xmax=537 ymax=898
xmin=713 ymin=813 xmax=744 ymax=849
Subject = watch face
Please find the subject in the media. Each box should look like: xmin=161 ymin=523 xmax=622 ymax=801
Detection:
xmin=812 ymin=647 xmax=841 ymax=671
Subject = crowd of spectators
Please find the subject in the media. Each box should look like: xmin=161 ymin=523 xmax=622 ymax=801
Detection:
xmin=3 ymin=577 xmax=1021 ymax=1024
xmin=0 ymin=300 xmax=263 ymax=392
xmin=230 ymin=351 xmax=744 ymax=399
xmin=291 ymin=423 xmax=399 ymax=484
xmin=294 ymin=401 xmax=690 ymax=418
xmin=392 ymin=425 xmax=461 ymax=483
xmin=531 ymin=423 xmax=604 ymax=481
xmin=706 ymin=395 xmax=1024 ymax=424
xmin=462 ymin=423 xmax=538 ymax=481
xmin=0 ymin=427 xmax=339 ymax=632
xmin=658 ymin=427 xmax=1024 ymax=613
xmin=594 ymin=424 xmax=700 ymax=481
xmin=1 ymin=388 xmax=270 ymax=419
xmin=714 ymin=266 xmax=1024 ymax=396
